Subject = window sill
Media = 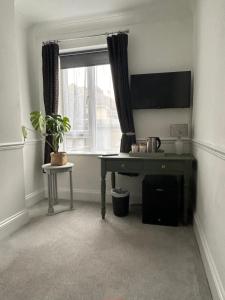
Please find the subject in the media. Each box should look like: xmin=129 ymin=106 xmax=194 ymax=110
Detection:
xmin=66 ymin=151 xmax=119 ymax=157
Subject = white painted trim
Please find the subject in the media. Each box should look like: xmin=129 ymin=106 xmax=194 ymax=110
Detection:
xmin=48 ymin=188 xmax=140 ymax=204
xmin=24 ymin=139 xmax=43 ymax=146
xmin=192 ymin=139 xmax=225 ymax=161
xmin=0 ymin=141 xmax=24 ymax=151
xmin=194 ymin=215 xmax=225 ymax=300
xmin=35 ymin=10 xmax=138 ymax=34
xmin=161 ymin=138 xmax=191 ymax=144
xmin=25 ymin=188 xmax=45 ymax=208
xmin=0 ymin=210 xmax=29 ymax=241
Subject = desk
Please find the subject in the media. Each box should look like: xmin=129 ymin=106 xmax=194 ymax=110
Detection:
xmin=42 ymin=163 xmax=74 ymax=215
xmin=99 ymin=153 xmax=196 ymax=224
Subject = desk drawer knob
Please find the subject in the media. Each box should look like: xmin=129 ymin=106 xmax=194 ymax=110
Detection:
xmin=121 ymin=163 xmax=125 ymax=168
xmin=161 ymin=164 xmax=166 ymax=169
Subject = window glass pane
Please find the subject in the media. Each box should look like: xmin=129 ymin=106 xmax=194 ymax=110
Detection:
xmin=62 ymin=67 xmax=89 ymax=133
xmin=61 ymin=67 xmax=91 ymax=152
xmin=95 ymin=65 xmax=120 ymax=152
xmin=60 ymin=63 xmax=120 ymax=153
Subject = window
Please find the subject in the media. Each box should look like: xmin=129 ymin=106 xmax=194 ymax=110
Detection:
xmin=59 ymin=49 xmax=121 ymax=153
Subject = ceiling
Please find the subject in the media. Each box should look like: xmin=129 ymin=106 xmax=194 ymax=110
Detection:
xmin=15 ymin=0 xmax=154 ymax=24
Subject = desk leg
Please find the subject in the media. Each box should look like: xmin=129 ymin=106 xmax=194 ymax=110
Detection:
xmin=101 ymin=175 xmax=106 ymax=219
xmin=69 ymin=170 xmax=73 ymax=210
xmin=183 ymin=176 xmax=190 ymax=225
xmin=111 ymin=172 xmax=116 ymax=189
xmin=48 ymin=174 xmax=54 ymax=215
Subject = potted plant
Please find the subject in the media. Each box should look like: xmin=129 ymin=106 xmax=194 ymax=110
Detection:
xmin=22 ymin=111 xmax=71 ymax=166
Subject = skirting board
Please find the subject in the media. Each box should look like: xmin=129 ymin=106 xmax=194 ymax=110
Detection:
xmin=46 ymin=188 xmax=141 ymax=204
xmin=25 ymin=189 xmax=45 ymax=208
xmin=194 ymin=215 xmax=225 ymax=300
xmin=0 ymin=210 xmax=29 ymax=241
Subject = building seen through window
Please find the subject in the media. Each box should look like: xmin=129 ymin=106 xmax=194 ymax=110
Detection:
xmin=60 ymin=62 xmax=121 ymax=153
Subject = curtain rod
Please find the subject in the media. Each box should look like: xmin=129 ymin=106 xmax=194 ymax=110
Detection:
xmin=42 ymin=29 xmax=129 ymax=45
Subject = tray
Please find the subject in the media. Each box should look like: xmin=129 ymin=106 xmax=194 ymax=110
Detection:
xmin=129 ymin=151 xmax=165 ymax=157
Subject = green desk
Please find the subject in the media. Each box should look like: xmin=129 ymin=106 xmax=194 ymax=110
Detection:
xmin=99 ymin=153 xmax=196 ymax=224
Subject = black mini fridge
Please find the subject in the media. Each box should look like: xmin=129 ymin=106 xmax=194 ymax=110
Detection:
xmin=142 ymin=175 xmax=182 ymax=226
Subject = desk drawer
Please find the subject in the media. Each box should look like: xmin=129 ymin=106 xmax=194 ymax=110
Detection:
xmin=143 ymin=160 xmax=185 ymax=173
xmin=106 ymin=160 xmax=143 ymax=173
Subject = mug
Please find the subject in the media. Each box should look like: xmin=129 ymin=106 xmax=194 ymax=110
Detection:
xmin=131 ymin=144 xmax=139 ymax=153
xmin=139 ymin=143 xmax=147 ymax=153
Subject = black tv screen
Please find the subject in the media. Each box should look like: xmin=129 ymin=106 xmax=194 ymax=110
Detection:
xmin=130 ymin=71 xmax=191 ymax=109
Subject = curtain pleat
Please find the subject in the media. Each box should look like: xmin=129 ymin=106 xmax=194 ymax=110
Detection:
xmin=107 ymin=33 xmax=136 ymax=153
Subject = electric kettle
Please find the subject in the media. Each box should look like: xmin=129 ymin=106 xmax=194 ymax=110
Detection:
xmin=146 ymin=137 xmax=161 ymax=153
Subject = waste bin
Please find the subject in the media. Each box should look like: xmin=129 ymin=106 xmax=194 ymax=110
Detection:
xmin=111 ymin=188 xmax=130 ymax=217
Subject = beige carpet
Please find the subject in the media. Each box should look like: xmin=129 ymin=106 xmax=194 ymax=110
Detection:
xmin=0 ymin=201 xmax=212 ymax=300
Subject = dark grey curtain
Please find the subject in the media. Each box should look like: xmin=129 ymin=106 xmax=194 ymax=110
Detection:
xmin=107 ymin=33 xmax=136 ymax=153
xmin=42 ymin=42 xmax=59 ymax=163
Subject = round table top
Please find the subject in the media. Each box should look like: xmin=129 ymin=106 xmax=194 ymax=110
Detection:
xmin=42 ymin=162 xmax=74 ymax=170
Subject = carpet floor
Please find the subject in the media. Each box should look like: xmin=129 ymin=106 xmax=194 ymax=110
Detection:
xmin=0 ymin=201 xmax=212 ymax=300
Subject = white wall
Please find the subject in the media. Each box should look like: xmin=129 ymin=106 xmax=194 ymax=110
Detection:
xmin=15 ymin=14 xmax=44 ymax=207
xmin=31 ymin=4 xmax=193 ymax=203
xmin=0 ymin=1 xmax=21 ymax=143
xmin=192 ymin=0 xmax=225 ymax=299
xmin=0 ymin=0 xmax=28 ymax=239
xmin=129 ymin=18 xmax=193 ymax=140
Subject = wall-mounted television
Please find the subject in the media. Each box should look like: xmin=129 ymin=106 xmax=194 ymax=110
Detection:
xmin=130 ymin=71 xmax=191 ymax=109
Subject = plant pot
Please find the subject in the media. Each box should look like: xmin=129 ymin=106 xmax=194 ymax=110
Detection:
xmin=50 ymin=152 xmax=68 ymax=166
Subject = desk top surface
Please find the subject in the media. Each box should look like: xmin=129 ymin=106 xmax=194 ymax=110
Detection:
xmin=99 ymin=153 xmax=195 ymax=161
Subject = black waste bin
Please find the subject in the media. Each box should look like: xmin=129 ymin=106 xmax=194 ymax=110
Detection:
xmin=112 ymin=188 xmax=130 ymax=217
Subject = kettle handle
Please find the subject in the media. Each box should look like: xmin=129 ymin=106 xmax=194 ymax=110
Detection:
xmin=156 ymin=137 xmax=161 ymax=150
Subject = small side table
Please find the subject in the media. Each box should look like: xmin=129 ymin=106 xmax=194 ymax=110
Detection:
xmin=42 ymin=163 xmax=74 ymax=215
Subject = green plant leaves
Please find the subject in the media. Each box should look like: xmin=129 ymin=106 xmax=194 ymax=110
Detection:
xmin=29 ymin=111 xmax=71 ymax=152
xmin=30 ymin=111 xmax=46 ymax=133
xmin=62 ymin=116 xmax=71 ymax=132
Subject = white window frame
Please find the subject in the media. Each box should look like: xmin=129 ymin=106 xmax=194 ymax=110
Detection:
xmin=59 ymin=47 xmax=120 ymax=155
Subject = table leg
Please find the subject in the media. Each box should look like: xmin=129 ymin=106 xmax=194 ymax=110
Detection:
xmin=69 ymin=170 xmax=73 ymax=210
xmin=111 ymin=172 xmax=116 ymax=189
xmin=53 ymin=174 xmax=58 ymax=204
xmin=101 ymin=175 xmax=106 ymax=219
xmin=48 ymin=174 xmax=54 ymax=215
xmin=52 ymin=173 xmax=56 ymax=205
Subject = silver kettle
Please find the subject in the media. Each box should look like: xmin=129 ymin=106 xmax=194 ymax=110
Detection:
xmin=146 ymin=137 xmax=161 ymax=153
